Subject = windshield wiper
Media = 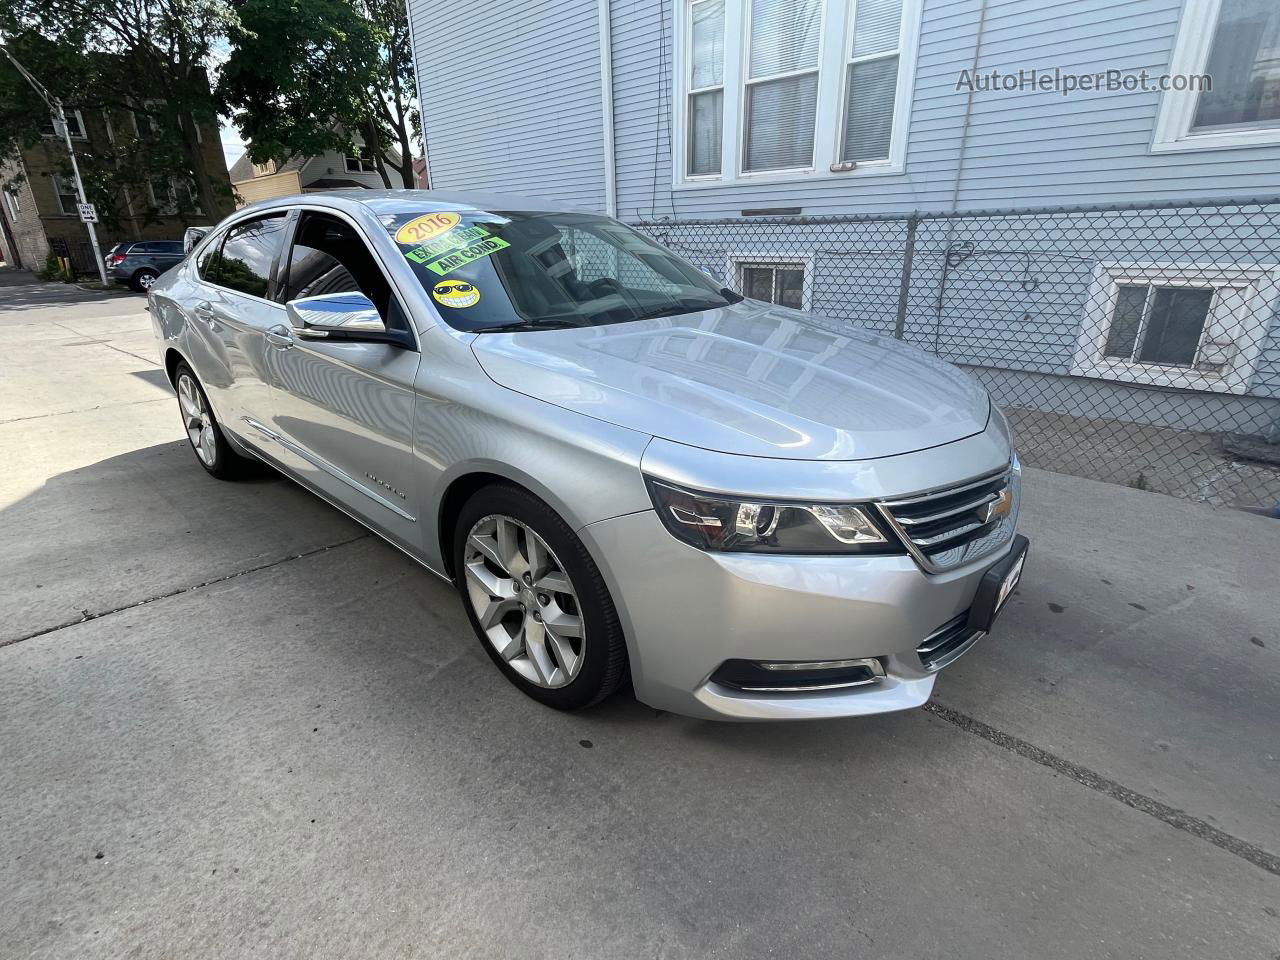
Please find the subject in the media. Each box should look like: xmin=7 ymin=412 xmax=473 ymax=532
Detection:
xmin=629 ymin=300 xmax=725 ymax=323
xmin=475 ymin=318 xmax=582 ymax=334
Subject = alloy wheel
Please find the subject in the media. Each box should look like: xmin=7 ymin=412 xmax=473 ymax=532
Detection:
xmin=137 ymin=272 xmax=157 ymax=290
xmin=176 ymin=373 xmax=217 ymax=467
xmin=463 ymin=514 xmax=584 ymax=688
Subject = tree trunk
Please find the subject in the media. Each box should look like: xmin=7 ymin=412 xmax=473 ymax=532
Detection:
xmin=179 ymin=110 xmax=219 ymax=221
xmin=363 ymin=119 xmax=394 ymax=189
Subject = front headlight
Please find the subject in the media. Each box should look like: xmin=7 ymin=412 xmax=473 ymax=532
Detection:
xmin=646 ymin=479 xmax=899 ymax=555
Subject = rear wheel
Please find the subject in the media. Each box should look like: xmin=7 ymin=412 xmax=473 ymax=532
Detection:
xmin=453 ymin=484 xmax=628 ymax=710
xmin=131 ymin=268 xmax=159 ymax=292
xmin=173 ymin=363 xmax=254 ymax=480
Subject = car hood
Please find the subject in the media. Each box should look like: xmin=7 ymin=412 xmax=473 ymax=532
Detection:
xmin=469 ymin=301 xmax=991 ymax=461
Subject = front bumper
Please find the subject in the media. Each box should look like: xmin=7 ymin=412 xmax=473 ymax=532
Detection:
xmin=583 ymin=507 xmax=1022 ymax=721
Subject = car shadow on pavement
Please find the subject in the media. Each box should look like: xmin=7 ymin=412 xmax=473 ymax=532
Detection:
xmin=129 ymin=369 xmax=174 ymax=394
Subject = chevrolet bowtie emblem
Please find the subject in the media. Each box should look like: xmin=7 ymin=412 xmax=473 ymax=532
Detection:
xmin=983 ymin=487 xmax=1014 ymax=524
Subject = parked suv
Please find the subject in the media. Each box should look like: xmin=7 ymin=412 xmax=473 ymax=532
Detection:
xmin=148 ymin=192 xmax=1028 ymax=721
xmin=106 ymin=240 xmax=185 ymax=291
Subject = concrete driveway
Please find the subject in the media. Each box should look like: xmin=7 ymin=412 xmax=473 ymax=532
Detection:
xmin=2 ymin=281 xmax=1277 ymax=959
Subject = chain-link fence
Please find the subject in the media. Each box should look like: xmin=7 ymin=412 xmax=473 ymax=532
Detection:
xmin=632 ymin=197 xmax=1280 ymax=507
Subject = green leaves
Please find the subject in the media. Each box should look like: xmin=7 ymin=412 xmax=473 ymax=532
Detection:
xmin=217 ymin=0 xmax=419 ymax=186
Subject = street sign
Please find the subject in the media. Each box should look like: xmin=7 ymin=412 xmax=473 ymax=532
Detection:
xmin=77 ymin=202 xmax=98 ymax=223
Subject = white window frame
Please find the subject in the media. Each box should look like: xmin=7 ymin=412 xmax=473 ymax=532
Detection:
xmin=673 ymin=0 xmax=921 ymax=189
xmin=345 ymin=154 xmax=377 ymax=173
xmin=43 ymin=109 xmax=87 ymax=141
xmin=1070 ymin=261 xmax=1280 ymax=394
xmin=1152 ymin=0 xmax=1280 ymax=153
xmin=3 ymin=188 xmax=19 ymax=219
xmin=726 ymin=252 xmax=813 ymax=310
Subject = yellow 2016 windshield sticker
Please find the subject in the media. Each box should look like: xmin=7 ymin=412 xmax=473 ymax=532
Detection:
xmin=431 ymin=279 xmax=480 ymax=309
xmin=395 ymin=211 xmax=461 ymax=245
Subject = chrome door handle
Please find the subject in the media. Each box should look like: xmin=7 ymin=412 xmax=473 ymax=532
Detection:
xmin=192 ymin=300 xmax=214 ymax=322
xmin=265 ymin=325 xmax=294 ymax=348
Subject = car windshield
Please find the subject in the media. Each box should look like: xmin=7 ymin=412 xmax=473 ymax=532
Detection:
xmin=379 ymin=208 xmax=737 ymax=332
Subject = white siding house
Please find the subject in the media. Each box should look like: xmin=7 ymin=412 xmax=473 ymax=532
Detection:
xmin=411 ymin=0 xmax=1280 ymax=215
xmin=408 ymin=0 xmax=1280 ymax=498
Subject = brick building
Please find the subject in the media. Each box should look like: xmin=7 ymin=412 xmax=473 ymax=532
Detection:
xmin=0 ymin=101 xmax=231 ymax=273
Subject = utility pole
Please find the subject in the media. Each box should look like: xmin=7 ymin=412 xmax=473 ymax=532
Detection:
xmin=1 ymin=45 xmax=109 ymax=285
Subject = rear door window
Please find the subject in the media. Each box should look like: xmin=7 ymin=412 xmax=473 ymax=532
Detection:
xmin=212 ymin=214 xmax=289 ymax=298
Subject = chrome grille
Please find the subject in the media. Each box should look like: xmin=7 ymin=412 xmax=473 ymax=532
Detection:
xmin=878 ymin=465 xmax=1018 ymax=573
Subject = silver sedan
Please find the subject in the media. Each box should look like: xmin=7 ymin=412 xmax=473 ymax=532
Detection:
xmin=149 ymin=191 xmax=1026 ymax=721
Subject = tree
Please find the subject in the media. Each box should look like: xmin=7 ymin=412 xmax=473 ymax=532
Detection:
xmin=219 ymin=0 xmax=420 ymax=188
xmin=0 ymin=2 xmax=238 ymax=224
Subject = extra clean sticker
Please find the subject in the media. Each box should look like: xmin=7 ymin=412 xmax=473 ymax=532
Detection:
xmin=431 ymin=279 xmax=480 ymax=309
xmin=395 ymin=211 xmax=461 ymax=246
xmin=404 ymin=224 xmax=495 ymax=265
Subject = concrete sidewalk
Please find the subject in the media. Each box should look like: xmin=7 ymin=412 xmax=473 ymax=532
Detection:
xmin=1 ymin=289 xmax=1277 ymax=959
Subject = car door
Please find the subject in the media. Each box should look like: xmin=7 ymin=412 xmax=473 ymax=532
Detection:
xmin=183 ymin=213 xmax=290 ymax=442
xmin=264 ymin=208 xmax=422 ymax=551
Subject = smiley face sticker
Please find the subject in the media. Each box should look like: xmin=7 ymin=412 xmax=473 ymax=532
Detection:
xmin=431 ymin=278 xmax=480 ymax=309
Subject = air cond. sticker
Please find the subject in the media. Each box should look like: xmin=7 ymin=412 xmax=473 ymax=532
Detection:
xmin=422 ymin=235 xmax=511 ymax=276
xmin=404 ymin=224 xmax=494 ymax=264
xmin=395 ymin=211 xmax=461 ymax=246
xmin=431 ymin=279 xmax=480 ymax=309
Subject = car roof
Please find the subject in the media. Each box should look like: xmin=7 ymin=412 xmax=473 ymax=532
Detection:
xmin=235 ymin=189 xmax=600 ymax=220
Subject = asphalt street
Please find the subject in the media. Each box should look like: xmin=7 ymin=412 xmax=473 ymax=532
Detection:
xmin=1 ymin=276 xmax=1277 ymax=959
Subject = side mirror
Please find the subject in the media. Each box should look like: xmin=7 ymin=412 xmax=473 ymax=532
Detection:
xmin=285 ymin=292 xmax=388 ymax=341
xmin=183 ymin=226 xmax=209 ymax=254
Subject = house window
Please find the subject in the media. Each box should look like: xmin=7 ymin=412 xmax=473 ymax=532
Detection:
xmin=133 ymin=105 xmax=161 ymax=141
xmin=53 ymin=175 xmax=79 ymax=215
xmin=1152 ymin=0 xmax=1280 ymax=152
xmin=3 ymin=189 xmax=19 ymax=219
xmin=743 ymin=0 xmax=822 ymax=172
xmin=732 ymin=258 xmax=808 ymax=309
xmin=676 ymin=0 xmax=920 ymax=184
xmin=840 ymin=0 xmax=904 ymax=163
xmin=1071 ymin=262 xmax=1280 ymax=394
xmin=148 ymin=176 xmax=202 ymax=216
xmin=344 ymin=155 xmax=377 ymax=173
xmin=686 ymin=0 xmax=725 ymax=176
xmin=42 ymin=109 xmax=86 ymax=140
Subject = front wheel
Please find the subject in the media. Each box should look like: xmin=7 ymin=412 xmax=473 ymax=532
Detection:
xmin=453 ymin=484 xmax=628 ymax=710
xmin=173 ymin=362 xmax=254 ymax=480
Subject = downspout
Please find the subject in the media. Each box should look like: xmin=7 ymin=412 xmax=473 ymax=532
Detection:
xmin=934 ymin=0 xmax=990 ymax=343
xmin=948 ymin=0 xmax=989 ymax=214
xmin=404 ymin=0 xmax=431 ymax=187
xmin=597 ymin=0 xmax=618 ymax=217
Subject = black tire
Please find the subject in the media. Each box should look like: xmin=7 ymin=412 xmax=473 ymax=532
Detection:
xmin=452 ymin=483 xmax=628 ymax=710
xmin=172 ymin=361 xmax=255 ymax=480
xmin=130 ymin=268 xmax=159 ymax=292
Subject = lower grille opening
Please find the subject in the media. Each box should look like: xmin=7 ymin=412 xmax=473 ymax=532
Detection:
xmin=917 ymin=612 xmax=982 ymax=670
xmin=710 ymin=657 xmax=885 ymax=693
